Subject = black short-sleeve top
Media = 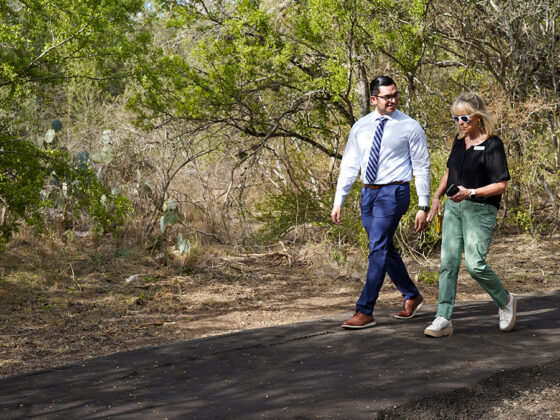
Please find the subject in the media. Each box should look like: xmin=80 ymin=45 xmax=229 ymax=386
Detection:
xmin=446 ymin=135 xmax=510 ymax=208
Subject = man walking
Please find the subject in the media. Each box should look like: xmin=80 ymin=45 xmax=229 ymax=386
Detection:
xmin=331 ymin=76 xmax=430 ymax=329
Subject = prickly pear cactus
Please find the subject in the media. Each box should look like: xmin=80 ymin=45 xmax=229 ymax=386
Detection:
xmin=177 ymin=233 xmax=191 ymax=256
xmin=51 ymin=119 xmax=63 ymax=132
xmin=44 ymin=128 xmax=57 ymax=145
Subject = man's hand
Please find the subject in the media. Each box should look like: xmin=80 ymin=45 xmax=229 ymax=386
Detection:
xmin=331 ymin=205 xmax=342 ymax=225
xmin=414 ymin=210 xmax=428 ymax=233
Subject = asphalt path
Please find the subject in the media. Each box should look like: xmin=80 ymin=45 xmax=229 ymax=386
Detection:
xmin=1 ymin=290 xmax=559 ymax=419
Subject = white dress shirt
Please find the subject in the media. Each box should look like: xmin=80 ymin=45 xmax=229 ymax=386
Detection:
xmin=333 ymin=109 xmax=431 ymax=207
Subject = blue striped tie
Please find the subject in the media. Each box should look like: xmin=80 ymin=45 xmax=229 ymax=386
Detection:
xmin=366 ymin=116 xmax=388 ymax=184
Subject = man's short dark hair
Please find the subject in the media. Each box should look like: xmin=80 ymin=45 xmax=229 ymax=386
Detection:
xmin=370 ymin=76 xmax=396 ymax=97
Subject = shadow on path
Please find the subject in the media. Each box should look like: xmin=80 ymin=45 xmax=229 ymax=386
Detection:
xmin=1 ymin=290 xmax=559 ymax=419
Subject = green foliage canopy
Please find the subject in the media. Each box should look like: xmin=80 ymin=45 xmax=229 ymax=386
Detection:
xmin=0 ymin=0 xmax=147 ymax=101
xmin=131 ymin=0 xmax=432 ymax=159
xmin=0 ymin=0 xmax=148 ymax=246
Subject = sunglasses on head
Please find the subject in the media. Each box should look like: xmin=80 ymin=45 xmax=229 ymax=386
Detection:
xmin=452 ymin=113 xmax=476 ymax=123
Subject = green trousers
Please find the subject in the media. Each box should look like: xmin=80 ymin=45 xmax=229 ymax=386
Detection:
xmin=436 ymin=199 xmax=509 ymax=320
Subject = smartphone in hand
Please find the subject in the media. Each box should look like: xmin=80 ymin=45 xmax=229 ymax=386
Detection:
xmin=445 ymin=184 xmax=459 ymax=196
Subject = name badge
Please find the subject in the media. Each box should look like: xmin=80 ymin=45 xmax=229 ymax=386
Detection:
xmin=474 ymin=146 xmax=485 ymax=150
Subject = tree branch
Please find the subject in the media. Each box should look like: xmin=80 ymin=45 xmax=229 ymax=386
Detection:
xmin=17 ymin=19 xmax=93 ymax=78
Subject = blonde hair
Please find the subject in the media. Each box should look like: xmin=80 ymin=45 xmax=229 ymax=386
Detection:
xmin=451 ymin=92 xmax=495 ymax=139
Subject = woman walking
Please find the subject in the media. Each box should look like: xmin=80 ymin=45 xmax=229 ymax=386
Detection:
xmin=424 ymin=92 xmax=516 ymax=337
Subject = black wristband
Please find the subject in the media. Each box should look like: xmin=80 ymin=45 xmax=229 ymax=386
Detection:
xmin=418 ymin=206 xmax=429 ymax=212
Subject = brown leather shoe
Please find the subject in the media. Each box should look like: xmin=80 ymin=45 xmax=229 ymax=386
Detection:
xmin=394 ymin=294 xmax=424 ymax=319
xmin=341 ymin=311 xmax=376 ymax=329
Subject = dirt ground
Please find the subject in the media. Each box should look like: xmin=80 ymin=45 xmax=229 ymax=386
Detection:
xmin=1 ymin=229 xmax=559 ymax=417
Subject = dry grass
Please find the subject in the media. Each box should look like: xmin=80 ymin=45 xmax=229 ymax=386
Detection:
xmin=0 ymin=228 xmax=559 ymax=380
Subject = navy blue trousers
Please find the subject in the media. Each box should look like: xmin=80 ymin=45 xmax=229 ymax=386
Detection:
xmin=356 ymin=184 xmax=420 ymax=315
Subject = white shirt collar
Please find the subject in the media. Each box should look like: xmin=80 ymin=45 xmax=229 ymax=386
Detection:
xmin=372 ymin=110 xmax=397 ymax=121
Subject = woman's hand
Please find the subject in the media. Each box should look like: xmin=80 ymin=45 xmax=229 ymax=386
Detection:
xmin=427 ymin=196 xmax=442 ymax=222
xmin=449 ymin=186 xmax=470 ymax=202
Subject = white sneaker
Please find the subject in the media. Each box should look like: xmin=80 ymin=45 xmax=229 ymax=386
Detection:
xmin=499 ymin=293 xmax=517 ymax=332
xmin=424 ymin=316 xmax=453 ymax=337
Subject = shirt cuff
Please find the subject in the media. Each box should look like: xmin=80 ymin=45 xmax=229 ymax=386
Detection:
xmin=333 ymin=196 xmax=346 ymax=207
xmin=418 ymin=195 xmax=430 ymax=208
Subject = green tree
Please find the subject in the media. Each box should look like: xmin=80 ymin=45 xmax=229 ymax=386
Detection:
xmin=129 ymin=0 xmax=440 ymax=244
xmin=0 ymin=0 xmax=148 ymax=246
xmin=133 ymin=0 xmax=434 ymax=158
xmin=430 ymin=0 xmax=560 ymax=222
